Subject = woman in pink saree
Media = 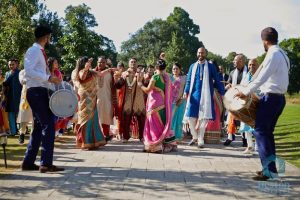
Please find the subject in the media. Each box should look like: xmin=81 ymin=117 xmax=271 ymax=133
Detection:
xmin=137 ymin=59 xmax=177 ymax=153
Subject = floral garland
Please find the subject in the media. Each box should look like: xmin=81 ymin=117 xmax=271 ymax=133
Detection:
xmin=126 ymin=76 xmax=136 ymax=89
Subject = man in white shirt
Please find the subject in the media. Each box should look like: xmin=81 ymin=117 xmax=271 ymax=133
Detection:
xmin=235 ymin=27 xmax=290 ymax=181
xmin=21 ymin=25 xmax=64 ymax=173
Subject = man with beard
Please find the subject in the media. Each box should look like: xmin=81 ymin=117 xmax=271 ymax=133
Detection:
xmin=115 ymin=58 xmax=146 ymax=142
xmin=95 ymin=56 xmax=116 ymax=141
xmin=183 ymin=47 xmax=224 ymax=148
xmin=235 ymin=27 xmax=289 ymax=181
xmin=21 ymin=25 xmax=64 ymax=173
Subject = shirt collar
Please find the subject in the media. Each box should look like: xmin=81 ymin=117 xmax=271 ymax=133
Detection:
xmin=268 ymin=45 xmax=279 ymax=52
xmin=33 ymin=42 xmax=44 ymax=50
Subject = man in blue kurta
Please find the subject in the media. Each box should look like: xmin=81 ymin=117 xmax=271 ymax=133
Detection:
xmin=3 ymin=58 xmax=22 ymax=135
xmin=183 ymin=47 xmax=225 ymax=148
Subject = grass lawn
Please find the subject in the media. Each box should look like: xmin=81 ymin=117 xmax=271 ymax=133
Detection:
xmin=0 ymin=133 xmax=74 ymax=175
xmin=274 ymin=103 xmax=300 ymax=168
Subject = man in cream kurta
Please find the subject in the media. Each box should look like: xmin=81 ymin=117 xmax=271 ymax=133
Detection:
xmin=95 ymin=56 xmax=115 ymax=140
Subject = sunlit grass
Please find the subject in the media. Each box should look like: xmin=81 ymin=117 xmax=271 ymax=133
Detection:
xmin=274 ymin=103 xmax=300 ymax=168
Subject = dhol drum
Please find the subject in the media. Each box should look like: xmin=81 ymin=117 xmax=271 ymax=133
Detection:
xmin=49 ymin=81 xmax=78 ymax=118
xmin=223 ymin=85 xmax=259 ymax=128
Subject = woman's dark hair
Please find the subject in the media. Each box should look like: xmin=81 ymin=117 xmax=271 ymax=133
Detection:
xmin=173 ymin=62 xmax=182 ymax=69
xmin=47 ymin=57 xmax=57 ymax=72
xmin=156 ymin=59 xmax=166 ymax=70
xmin=75 ymin=56 xmax=89 ymax=78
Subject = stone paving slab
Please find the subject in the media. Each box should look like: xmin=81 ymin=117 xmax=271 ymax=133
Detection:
xmin=0 ymin=137 xmax=299 ymax=200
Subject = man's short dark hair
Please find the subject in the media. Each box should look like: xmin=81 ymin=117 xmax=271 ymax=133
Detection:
xmin=261 ymin=27 xmax=278 ymax=44
xmin=35 ymin=25 xmax=52 ymax=39
xmin=8 ymin=58 xmax=19 ymax=64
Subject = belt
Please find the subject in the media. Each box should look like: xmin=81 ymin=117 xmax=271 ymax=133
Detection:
xmin=265 ymin=93 xmax=284 ymax=97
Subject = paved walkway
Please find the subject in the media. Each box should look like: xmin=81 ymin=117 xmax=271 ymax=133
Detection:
xmin=0 ymin=136 xmax=299 ymax=200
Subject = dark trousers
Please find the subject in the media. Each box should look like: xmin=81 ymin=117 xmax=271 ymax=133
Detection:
xmin=253 ymin=94 xmax=285 ymax=177
xmin=123 ymin=112 xmax=145 ymax=140
xmin=23 ymin=87 xmax=55 ymax=167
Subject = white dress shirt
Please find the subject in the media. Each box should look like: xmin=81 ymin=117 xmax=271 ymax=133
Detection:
xmin=244 ymin=45 xmax=290 ymax=95
xmin=24 ymin=43 xmax=52 ymax=89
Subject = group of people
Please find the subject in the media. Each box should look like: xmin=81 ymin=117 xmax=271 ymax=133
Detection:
xmin=1 ymin=25 xmax=289 ymax=182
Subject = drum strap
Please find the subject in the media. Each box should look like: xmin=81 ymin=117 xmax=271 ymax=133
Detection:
xmin=252 ymin=49 xmax=289 ymax=82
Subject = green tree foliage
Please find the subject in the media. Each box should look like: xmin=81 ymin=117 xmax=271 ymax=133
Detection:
xmin=59 ymin=4 xmax=117 ymax=73
xmin=119 ymin=19 xmax=172 ymax=67
xmin=165 ymin=7 xmax=203 ymax=72
xmin=256 ymin=53 xmax=266 ymax=65
xmin=33 ymin=3 xmax=64 ymax=61
xmin=280 ymin=38 xmax=300 ymax=94
xmin=119 ymin=7 xmax=204 ymax=73
xmin=0 ymin=0 xmax=39 ymax=70
xmin=207 ymin=51 xmax=229 ymax=73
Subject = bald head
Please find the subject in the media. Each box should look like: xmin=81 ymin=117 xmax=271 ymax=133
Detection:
xmin=248 ymin=58 xmax=258 ymax=74
xmin=233 ymin=54 xmax=245 ymax=70
xmin=197 ymin=47 xmax=207 ymax=62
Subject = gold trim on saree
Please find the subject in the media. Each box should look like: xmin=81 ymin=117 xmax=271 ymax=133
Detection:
xmin=147 ymin=105 xmax=165 ymax=116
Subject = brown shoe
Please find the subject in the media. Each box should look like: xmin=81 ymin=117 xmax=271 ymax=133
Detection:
xmin=256 ymin=171 xmax=263 ymax=176
xmin=21 ymin=163 xmax=39 ymax=171
xmin=252 ymin=174 xmax=269 ymax=181
xmin=39 ymin=165 xmax=65 ymax=173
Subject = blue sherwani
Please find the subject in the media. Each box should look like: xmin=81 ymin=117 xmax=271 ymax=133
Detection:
xmin=184 ymin=61 xmax=225 ymax=120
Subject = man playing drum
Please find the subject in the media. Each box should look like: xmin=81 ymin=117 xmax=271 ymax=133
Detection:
xmin=21 ymin=25 xmax=64 ymax=173
xmin=235 ymin=27 xmax=290 ymax=181
xmin=224 ymin=54 xmax=248 ymax=147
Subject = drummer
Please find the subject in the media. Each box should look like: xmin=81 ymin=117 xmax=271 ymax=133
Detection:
xmin=224 ymin=54 xmax=248 ymax=147
xmin=21 ymin=25 xmax=64 ymax=173
xmin=235 ymin=27 xmax=290 ymax=181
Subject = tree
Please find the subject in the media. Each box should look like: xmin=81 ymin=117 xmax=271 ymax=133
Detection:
xmin=33 ymin=3 xmax=64 ymax=61
xmin=279 ymin=38 xmax=300 ymax=94
xmin=59 ymin=4 xmax=117 ymax=73
xmin=206 ymin=51 xmax=229 ymax=73
xmin=119 ymin=7 xmax=204 ymax=72
xmin=165 ymin=7 xmax=203 ymax=72
xmin=119 ymin=19 xmax=172 ymax=66
xmin=0 ymin=0 xmax=39 ymax=70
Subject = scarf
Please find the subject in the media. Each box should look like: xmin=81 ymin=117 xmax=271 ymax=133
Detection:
xmin=184 ymin=60 xmax=212 ymax=121
xmin=232 ymin=65 xmax=247 ymax=85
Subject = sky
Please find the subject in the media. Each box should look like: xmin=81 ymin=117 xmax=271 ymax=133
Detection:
xmin=45 ymin=0 xmax=300 ymax=58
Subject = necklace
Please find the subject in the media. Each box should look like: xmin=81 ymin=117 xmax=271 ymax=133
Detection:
xmin=126 ymin=76 xmax=136 ymax=89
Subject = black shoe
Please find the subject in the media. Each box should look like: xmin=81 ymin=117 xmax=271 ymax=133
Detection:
xmin=242 ymin=138 xmax=248 ymax=147
xmin=21 ymin=163 xmax=39 ymax=171
xmin=252 ymin=174 xmax=270 ymax=181
xmin=19 ymin=134 xmax=25 ymax=144
xmin=188 ymin=139 xmax=196 ymax=146
xmin=223 ymin=139 xmax=232 ymax=146
xmin=39 ymin=165 xmax=65 ymax=173
xmin=105 ymin=135 xmax=113 ymax=142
